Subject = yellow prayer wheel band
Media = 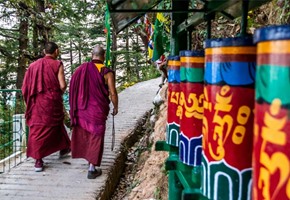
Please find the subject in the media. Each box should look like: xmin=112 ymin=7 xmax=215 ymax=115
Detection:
xmin=205 ymin=46 xmax=257 ymax=55
xmin=168 ymin=60 xmax=181 ymax=66
xmin=257 ymin=40 xmax=290 ymax=54
xmin=180 ymin=57 xmax=204 ymax=63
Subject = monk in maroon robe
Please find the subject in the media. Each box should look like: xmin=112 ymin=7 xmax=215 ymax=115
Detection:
xmin=69 ymin=45 xmax=118 ymax=179
xmin=22 ymin=42 xmax=71 ymax=172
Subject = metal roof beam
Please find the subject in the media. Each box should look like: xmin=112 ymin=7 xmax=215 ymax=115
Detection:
xmin=108 ymin=8 xmax=205 ymax=13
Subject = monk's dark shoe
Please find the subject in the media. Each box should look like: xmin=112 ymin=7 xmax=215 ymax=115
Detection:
xmin=59 ymin=148 xmax=71 ymax=159
xmin=87 ymin=169 xmax=102 ymax=179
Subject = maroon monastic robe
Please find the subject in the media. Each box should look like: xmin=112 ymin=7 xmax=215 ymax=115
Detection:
xmin=22 ymin=56 xmax=70 ymax=159
xmin=69 ymin=60 xmax=113 ymax=166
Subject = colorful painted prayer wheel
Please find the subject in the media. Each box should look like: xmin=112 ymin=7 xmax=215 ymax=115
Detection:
xmin=166 ymin=55 xmax=181 ymax=147
xmin=179 ymin=50 xmax=204 ymax=166
xmin=202 ymin=37 xmax=256 ymax=200
xmin=253 ymin=25 xmax=290 ymax=200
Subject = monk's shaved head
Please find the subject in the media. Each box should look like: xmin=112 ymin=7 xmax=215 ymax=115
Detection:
xmin=92 ymin=45 xmax=105 ymax=57
xmin=44 ymin=42 xmax=58 ymax=54
xmin=44 ymin=41 xmax=59 ymax=59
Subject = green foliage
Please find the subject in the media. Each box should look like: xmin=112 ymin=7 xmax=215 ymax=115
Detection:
xmin=0 ymin=99 xmax=14 ymax=160
xmin=116 ymin=61 xmax=160 ymax=92
xmin=161 ymin=162 xmax=167 ymax=175
xmin=0 ymin=125 xmax=13 ymax=160
xmin=0 ymin=1 xmax=20 ymax=88
xmin=153 ymin=187 xmax=162 ymax=200
xmin=139 ymin=63 xmax=160 ymax=81
xmin=126 ymin=179 xmax=141 ymax=193
xmin=0 ymin=0 xmax=110 ymax=89
xmin=275 ymin=0 xmax=290 ymax=24
xmin=0 ymin=0 xmax=160 ymax=93
xmin=247 ymin=0 xmax=290 ymax=31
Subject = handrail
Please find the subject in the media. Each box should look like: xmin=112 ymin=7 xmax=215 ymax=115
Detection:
xmin=0 ymin=89 xmax=22 ymax=92
xmin=0 ymin=89 xmax=27 ymax=173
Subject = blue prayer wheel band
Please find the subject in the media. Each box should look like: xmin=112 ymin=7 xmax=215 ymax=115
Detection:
xmin=204 ymin=37 xmax=256 ymax=86
xmin=254 ymin=24 xmax=290 ymax=43
xmin=179 ymin=50 xmax=205 ymax=57
xmin=204 ymin=36 xmax=254 ymax=48
xmin=167 ymin=56 xmax=180 ymax=83
xmin=168 ymin=55 xmax=181 ymax=60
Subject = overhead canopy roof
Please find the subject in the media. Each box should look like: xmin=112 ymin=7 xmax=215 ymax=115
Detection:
xmin=107 ymin=0 xmax=272 ymax=34
xmin=177 ymin=0 xmax=272 ymax=33
xmin=107 ymin=0 xmax=162 ymax=33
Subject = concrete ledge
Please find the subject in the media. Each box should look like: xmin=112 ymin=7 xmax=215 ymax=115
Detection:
xmin=98 ymin=110 xmax=152 ymax=200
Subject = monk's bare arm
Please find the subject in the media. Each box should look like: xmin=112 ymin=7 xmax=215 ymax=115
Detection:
xmin=58 ymin=64 xmax=67 ymax=93
xmin=106 ymin=72 xmax=118 ymax=116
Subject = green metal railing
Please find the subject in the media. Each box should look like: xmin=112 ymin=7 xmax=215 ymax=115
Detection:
xmin=0 ymin=89 xmax=27 ymax=174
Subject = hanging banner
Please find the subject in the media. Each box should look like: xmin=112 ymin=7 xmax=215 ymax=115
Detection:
xmin=105 ymin=4 xmax=111 ymax=67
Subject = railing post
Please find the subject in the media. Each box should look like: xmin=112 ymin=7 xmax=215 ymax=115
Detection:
xmin=241 ymin=0 xmax=249 ymax=37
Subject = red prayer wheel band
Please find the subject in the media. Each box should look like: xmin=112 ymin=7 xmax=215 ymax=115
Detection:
xmin=179 ymin=62 xmax=204 ymax=68
xmin=167 ymin=83 xmax=181 ymax=123
xmin=202 ymin=85 xmax=255 ymax=170
xmin=257 ymin=54 xmax=290 ymax=66
xmin=206 ymin=54 xmax=256 ymax=62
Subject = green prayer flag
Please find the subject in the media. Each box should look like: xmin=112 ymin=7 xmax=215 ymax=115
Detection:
xmin=105 ymin=4 xmax=111 ymax=67
xmin=152 ymin=18 xmax=164 ymax=62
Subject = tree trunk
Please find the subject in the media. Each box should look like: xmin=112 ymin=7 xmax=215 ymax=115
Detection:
xmin=32 ymin=21 xmax=38 ymax=57
xmin=16 ymin=5 xmax=29 ymax=89
xmin=34 ymin=0 xmax=48 ymax=57
xmin=133 ymin=27 xmax=148 ymax=49
xmin=16 ymin=3 xmax=30 ymax=113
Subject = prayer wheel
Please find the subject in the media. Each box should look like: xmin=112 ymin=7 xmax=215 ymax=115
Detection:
xmin=202 ymin=37 xmax=256 ymax=199
xmin=179 ymin=50 xmax=204 ymax=166
xmin=166 ymin=55 xmax=181 ymax=147
xmin=253 ymin=25 xmax=290 ymax=200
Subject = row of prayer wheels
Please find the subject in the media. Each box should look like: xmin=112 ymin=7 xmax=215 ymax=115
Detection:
xmin=165 ymin=24 xmax=290 ymax=200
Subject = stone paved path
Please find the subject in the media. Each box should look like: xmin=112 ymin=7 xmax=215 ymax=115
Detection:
xmin=0 ymin=77 xmax=161 ymax=200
